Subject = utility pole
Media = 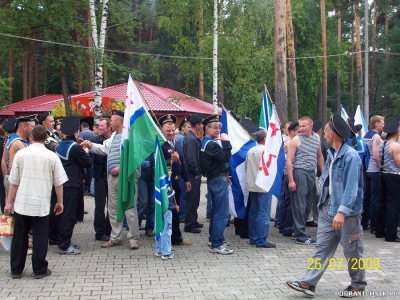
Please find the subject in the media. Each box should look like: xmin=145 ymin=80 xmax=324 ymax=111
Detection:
xmin=364 ymin=0 xmax=370 ymax=124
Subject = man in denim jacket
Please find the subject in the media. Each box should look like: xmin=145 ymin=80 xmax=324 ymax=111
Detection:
xmin=286 ymin=114 xmax=367 ymax=298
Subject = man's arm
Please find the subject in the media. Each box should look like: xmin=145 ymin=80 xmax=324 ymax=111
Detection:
xmin=391 ymin=142 xmax=400 ymax=167
xmin=4 ymin=183 xmax=18 ymax=214
xmin=183 ymin=137 xmax=200 ymax=176
xmin=1 ymin=142 xmax=7 ymax=177
xmin=372 ymin=134 xmax=381 ymax=166
xmin=54 ymin=185 xmax=64 ymax=215
xmin=8 ymin=140 xmax=23 ymax=172
xmin=317 ymin=145 xmax=325 ymax=176
xmin=286 ymin=136 xmax=300 ymax=191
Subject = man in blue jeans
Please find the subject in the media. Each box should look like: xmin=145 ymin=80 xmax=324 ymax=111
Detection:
xmin=245 ymin=130 xmax=276 ymax=248
xmin=200 ymin=115 xmax=233 ymax=255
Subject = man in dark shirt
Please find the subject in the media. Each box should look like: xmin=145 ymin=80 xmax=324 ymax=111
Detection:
xmin=56 ymin=116 xmax=93 ymax=255
xmin=91 ymin=118 xmax=112 ymax=241
xmin=183 ymin=113 xmax=204 ymax=233
xmin=199 ymin=115 xmax=233 ymax=254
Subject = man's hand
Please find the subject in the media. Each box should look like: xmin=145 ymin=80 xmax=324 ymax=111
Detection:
xmin=4 ymin=202 xmax=12 ymax=214
xmin=171 ymin=151 xmax=179 ymax=163
xmin=111 ymin=166 xmax=120 ymax=176
xmin=185 ymin=182 xmax=192 ymax=192
xmin=219 ymin=133 xmax=229 ymax=141
xmin=54 ymin=203 xmax=64 ymax=215
xmin=332 ymin=212 xmax=345 ymax=230
xmin=288 ymin=180 xmax=296 ymax=191
xmin=81 ymin=140 xmax=93 ymax=149
xmin=175 ymin=204 xmax=180 ymax=213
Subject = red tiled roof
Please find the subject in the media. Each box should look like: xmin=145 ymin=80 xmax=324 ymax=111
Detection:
xmin=0 ymin=82 xmax=218 ymax=117
xmin=0 ymin=94 xmax=64 ymax=116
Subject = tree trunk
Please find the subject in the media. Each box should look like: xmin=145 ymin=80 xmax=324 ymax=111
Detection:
xmin=385 ymin=4 xmax=389 ymax=65
xmin=7 ymin=43 xmax=13 ymax=103
xmin=337 ymin=9 xmax=342 ymax=114
xmin=43 ymin=46 xmax=49 ymax=94
xmin=198 ymin=1 xmax=204 ymax=100
xmin=89 ymin=0 xmax=109 ymax=123
xmin=22 ymin=44 xmax=28 ymax=100
xmin=218 ymin=0 xmax=225 ymax=106
xmin=351 ymin=17 xmax=355 ymax=112
xmin=60 ymin=65 xmax=72 ymax=117
xmin=274 ymin=0 xmax=288 ymax=122
xmin=28 ymin=42 xmax=33 ymax=99
xmin=149 ymin=26 xmax=153 ymax=42
xmin=286 ymin=0 xmax=298 ymax=121
xmin=87 ymin=5 xmax=94 ymax=92
xmin=355 ymin=3 xmax=363 ymax=106
xmin=320 ymin=0 xmax=327 ymax=124
xmin=212 ymin=0 xmax=218 ymax=114
xmin=371 ymin=0 xmax=377 ymax=106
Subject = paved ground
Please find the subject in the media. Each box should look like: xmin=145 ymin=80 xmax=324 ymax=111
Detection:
xmin=1 ymin=183 xmax=400 ymax=300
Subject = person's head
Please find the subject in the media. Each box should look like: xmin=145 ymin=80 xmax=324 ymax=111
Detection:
xmin=55 ymin=122 xmax=65 ymax=139
xmin=188 ymin=113 xmax=204 ymax=134
xmin=298 ymin=116 xmax=313 ymax=136
xmin=255 ymin=130 xmax=267 ymax=144
xmin=312 ymin=120 xmax=323 ymax=135
xmin=287 ymin=121 xmax=299 ymax=139
xmin=203 ymin=115 xmax=222 ymax=139
xmin=16 ymin=115 xmax=36 ymax=139
xmin=158 ymin=115 xmax=177 ymax=140
xmin=99 ymin=118 xmax=112 ymax=138
xmin=61 ymin=116 xmax=81 ymax=139
xmin=281 ymin=121 xmax=291 ymax=136
xmin=174 ymin=128 xmax=179 ymax=138
xmin=0 ymin=125 xmax=6 ymax=138
xmin=181 ymin=121 xmax=191 ymax=136
xmin=369 ymin=115 xmax=385 ymax=133
xmin=93 ymin=124 xmax=99 ymax=135
xmin=325 ymin=114 xmax=352 ymax=147
xmin=382 ymin=119 xmax=400 ymax=141
xmin=110 ymin=110 xmax=124 ymax=132
xmin=80 ymin=122 xmax=89 ymax=131
xmin=31 ymin=125 xmax=48 ymax=143
xmin=39 ymin=112 xmax=55 ymax=132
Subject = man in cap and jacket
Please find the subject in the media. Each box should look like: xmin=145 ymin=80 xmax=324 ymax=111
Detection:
xmin=183 ymin=113 xmax=204 ymax=233
xmin=82 ymin=110 xmax=141 ymax=250
xmin=55 ymin=116 xmax=93 ymax=255
xmin=38 ymin=112 xmax=59 ymax=152
xmin=159 ymin=114 xmax=192 ymax=246
xmin=286 ymin=114 xmax=366 ymax=298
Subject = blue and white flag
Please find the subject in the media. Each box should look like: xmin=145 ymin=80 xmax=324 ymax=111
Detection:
xmin=340 ymin=104 xmax=350 ymax=121
xmin=220 ymin=108 xmax=257 ymax=219
xmin=259 ymin=90 xmax=272 ymax=130
xmin=354 ymin=105 xmax=367 ymax=137
xmin=255 ymin=105 xmax=285 ymax=199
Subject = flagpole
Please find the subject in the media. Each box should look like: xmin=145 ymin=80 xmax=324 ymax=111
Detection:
xmin=219 ymin=103 xmax=253 ymax=139
xmin=264 ymin=84 xmax=274 ymax=104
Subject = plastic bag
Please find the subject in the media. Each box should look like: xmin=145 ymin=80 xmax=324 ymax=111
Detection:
xmin=0 ymin=214 xmax=14 ymax=252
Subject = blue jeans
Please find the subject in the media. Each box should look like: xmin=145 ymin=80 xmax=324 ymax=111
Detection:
xmin=137 ymin=178 xmax=155 ymax=231
xmin=206 ymin=193 xmax=212 ymax=219
xmin=208 ymin=176 xmax=230 ymax=248
xmin=362 ymin=172 xmax=381 ymax=231
xmin=155 ymin=210 xmax=172 ymax=255
xmin=178 ymin=177 xmax=186 ymax=221
xmin=249 ymin=191 xmax=272 ymax=246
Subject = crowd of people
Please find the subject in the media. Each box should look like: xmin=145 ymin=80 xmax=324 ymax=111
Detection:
xmin=0 ymin=110 xmax=399 ymax=298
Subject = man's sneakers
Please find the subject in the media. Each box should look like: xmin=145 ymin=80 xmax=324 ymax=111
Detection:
xmin=285 ymin=280 xmax=315 ymax=297
xmin=184 ymin=227 xmax=201 ymax=233
xmin=57 ymin=245 xmax=81 ymax=255
xmin=33 ymin=269 xmax=52 ymax=279
xmin=101 ymin=240 xmax=122 ymax=248
xmin=296 ymin=238 xmax=317 ymax=245
xmin=210 ymin=245 xmax=233 ymax=255
xmin=161 ymin=252 xmax=175 ymax=260
xmin=339 ymin=285 xmax=365 ymax=298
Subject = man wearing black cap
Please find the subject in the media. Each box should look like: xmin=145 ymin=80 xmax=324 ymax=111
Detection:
xmin=286 ymin=114 xmax=366 ymax=298
xmin=55 ymin=116 xmax=93 ymax=255
xmin=376 ymin=119 xmax=400 ymax=242
xmin=159 ymin=114 xmax=192 ymax=246
xmin=83 ymin=110 xmax=141 ymax=250
xmin=38 ymin=112 xmax=59 ymax=152
xmin=183 ymin=113 xmax=204 ymax=233
xmin=199 ymin=114 xmax=233 ymax=254
xmin=2 ymin=115 xmax=36 ymax=201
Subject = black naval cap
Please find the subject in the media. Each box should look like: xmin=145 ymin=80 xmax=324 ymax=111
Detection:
xmin=312 ymin=120 xmax=322 ymax=133
xmin=240 ymin=118 xmax=258 ymax=134
xmin=38 ymin=112 xmax=51 ymax=124
xmin=188 ymin=113 xmax=203 ymax=125
xmin=202 ymin=114 xmax=220 ymax=127
xmin=287 ymin=121 xmax=299 ymax=131
xmin=16 ymin=114 xmax=38 ymax=126
xmin=329 ymin=113 xmax=352 ymax=139
xmin=383 ymin=119 xmax=400 ymax=134
xmin=346 ymin=118 xmax=357 ymax=136
xmin=158 ymin=114 xmax=177 ymax=125
xmin=61 ymin=116 xmax=81 ymax=135
xmin=3 ymin=117 xmax=17 ymax=132
xmin=178 ymin=117 xmax=188 ymax=131
xmin=355 ymin=124 xmax=362 ymax=132
xmin=112 ymin=110 xmax=124 ymax=118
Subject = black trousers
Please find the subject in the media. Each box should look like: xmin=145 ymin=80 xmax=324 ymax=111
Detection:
xmin=171 ymin=178 xmax=183 ymax=244
xmin=184 ymin=175 xmax=202 ymax=230
xmin=58 ymin=187 xmax=80 ymax=250
xmin=376 ymin=173 xmax=400 ymax=241
xmin=48 ymin=188 xmax=59 ymax=243
xmin=94 ymin=178 xmax=111 ymax=238
xmin=11 ymin=212 xmax=49 ymax=276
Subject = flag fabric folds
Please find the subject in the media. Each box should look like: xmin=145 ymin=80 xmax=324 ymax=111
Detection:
xmin=154 ymin=137 xmax=171 ymax=240
xmin=220 ymin=108 xmax=257 ymax=219
xmin=255 ymin=105 xmax=285 ymax=199
xmin=117 ymin=75 xmax=166 ymax=221
xmin=354 ymin=105 xmax=367 ymax=137
xmin=340 ymin=104 xmax=350 ymax=121
xmin=258 ymin=90 xmax=273 ymax=130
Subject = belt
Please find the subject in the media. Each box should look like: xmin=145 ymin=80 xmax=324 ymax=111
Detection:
xmin=211 ymin=172 xmax=228 ymax=178
xmin=173 ymin=175 xmax=180 ymax=180
xmin=382 ymin=171 xmax=400 ymax=175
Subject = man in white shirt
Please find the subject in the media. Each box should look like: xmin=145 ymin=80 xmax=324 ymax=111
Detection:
xmin=4 ymin=125 xmax=68 ymax=279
